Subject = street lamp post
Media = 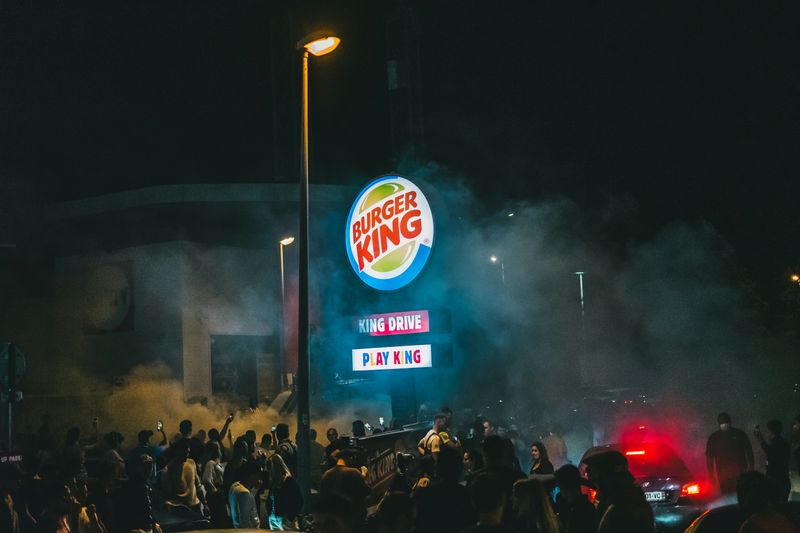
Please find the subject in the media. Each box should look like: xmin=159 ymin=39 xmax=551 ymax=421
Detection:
xmin=279 ymin=237 xmax=294 ymax=389
xmin=295 ymin=32 xmax=340 ymax=502
xmin=575 ymin=271 xmax=588 ymax=384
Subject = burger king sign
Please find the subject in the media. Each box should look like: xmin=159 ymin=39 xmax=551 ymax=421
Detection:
xmin=346 ymin=175 xmax=434 ymax=290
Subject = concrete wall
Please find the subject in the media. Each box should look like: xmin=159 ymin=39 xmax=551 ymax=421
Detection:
xmin=180 ymin=244 xmax=279 ymax=401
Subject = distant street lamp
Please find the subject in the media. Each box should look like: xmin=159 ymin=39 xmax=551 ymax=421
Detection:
xmin=791 ymin=273 xmax=800 ymax=285
xmin=295 ymin=31 xmax=340 ymax=502
xmin=575 ymin=271 xmax=588 ymax=385
xmin=490 ymin=255 xmax=505 ymax=284
xmin=279 ymin=236 xmax=295 ymax=389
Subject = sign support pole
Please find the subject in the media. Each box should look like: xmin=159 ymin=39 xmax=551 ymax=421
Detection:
xmin=6 ymin=343 xmax=16 ymax=450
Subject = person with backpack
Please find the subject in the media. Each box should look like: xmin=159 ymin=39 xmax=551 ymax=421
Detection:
xmin=275 ymin=423 xmax=298 ymax=476
xmin=418 ymin=413 xmax=448 ymax=458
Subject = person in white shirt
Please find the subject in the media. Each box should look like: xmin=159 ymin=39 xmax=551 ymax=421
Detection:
xmin=229 ymin=460 xmax=263 ymax=528
xmin=202 ymin=441 xmax=225 ymax=493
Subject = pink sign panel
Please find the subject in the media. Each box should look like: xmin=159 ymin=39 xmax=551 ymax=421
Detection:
xmin=357 ymin=310 xmax=430 ymax=336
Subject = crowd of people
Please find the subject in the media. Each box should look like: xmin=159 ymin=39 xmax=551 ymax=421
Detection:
xmin=1 ymin=409 xmax=800 ymax=533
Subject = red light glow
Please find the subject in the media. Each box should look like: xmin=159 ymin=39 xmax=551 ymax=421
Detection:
xmin=681 ymin=482 xmax=701 ymax=496
xmin=625 ymin=450 xmax=646 ymax=456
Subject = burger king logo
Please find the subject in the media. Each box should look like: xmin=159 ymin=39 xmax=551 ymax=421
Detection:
xmin=346 ymin=175 xmax=434 ymax=290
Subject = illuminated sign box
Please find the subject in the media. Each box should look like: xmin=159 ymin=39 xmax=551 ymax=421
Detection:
xmin=352 ymin=344 xmax=432 ymax=371
xmin=346 ymin=175 xmax=435 ymax=291
xmin=357 ymin=310 xmax=430 ymax=336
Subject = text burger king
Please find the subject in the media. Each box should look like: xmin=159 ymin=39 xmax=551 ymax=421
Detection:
xmin=346 ymin=175 xmax=434 ymax=290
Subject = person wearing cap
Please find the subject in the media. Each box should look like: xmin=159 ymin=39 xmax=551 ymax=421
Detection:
xmin=584 ymin=449 xmax=655 ymax=533
xmin=418 ymin=413 xmax=448 ymax=458
xmin=706 ymin=412 xmax=754 ymax=495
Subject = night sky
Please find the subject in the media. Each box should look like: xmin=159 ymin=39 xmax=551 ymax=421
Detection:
xmin=2 ymin=1 xmax=799 ymax=302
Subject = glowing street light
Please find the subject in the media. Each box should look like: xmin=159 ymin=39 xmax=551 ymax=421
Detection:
xmin=279 ymin=237 xmax=295 ymax=391
xmin=791 ymin=273 xmax=800 ymax=285
xmin=295 ymin=30 xmax=341 ymax=501
xmin=490 ymin=256 xmax=504 ymax=283
xmin=302 ymin=36 xmax=341 ymax=57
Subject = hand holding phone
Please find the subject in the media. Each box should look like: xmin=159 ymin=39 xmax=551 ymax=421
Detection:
xmin=157 ymin=420 xmax=163 ymax=432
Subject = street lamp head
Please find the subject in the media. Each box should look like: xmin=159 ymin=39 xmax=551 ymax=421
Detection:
xmin=297 ymin=32 xmax=341 ymax=56
xmin=490 ymin=256 xmax=497 ymax=263
xmin=791 ymin=273 xmax=800 ymax=283
xmin=280 ymin=237 xmax=295 ymax=246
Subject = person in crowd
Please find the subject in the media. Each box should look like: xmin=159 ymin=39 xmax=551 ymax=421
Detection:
xmin=584 ymin=450 xmax=654 ymax=533
xmin=553 ymin=465 xmax=597 ymax=533
xmin=512 ymin=478 xmax=562 ymax=533
xmin=208 ymin=413 xmax=234 ymax=461
xmin=706 ymin=412 xmax=754 ymax=495
xmin=259 ymin=433 xmax=273 ymax=454
xmin=229 ymin=460 xmax=262 ymax=529
xmin=529 ymin=442 xmax=555 ymax=476
xmin=375 ymin=492 xmax=414 ymax=533
xmin=202 ymin=440 xmax=228 ymax=527
xmin=244 ymin=430 xmax=258 ymax=454
xmin=223 ymin=437 xmax=250 ymax=496
xmin=754 ymin=419 xmax=791 ymax=501
xmin=194 ymin=429 xmax=207 ymax=444
xmin=309 ymin=428 xmax=327 ymax=489
xmin=267 ymin=452 xmax=304 ymax=529
xmin=418 ymin=413 xmax=448 ymax=458
xmin=101 ymin=431 xmax=126 ymax=480
xmin=736 ymin=471 xmax=796 ymax=533
xmin=161 ymin=438 xmax=203 ymax=511
xmin=352 ymin=420 xmax=367 ymax=438
xmin=178 ymin=419 xmax=205 ymax=464
xmin=86 ymin=459 xmax=119 ymax=530
xmin=469 ymin=435 xmax=526 ymax=525
xmin=313 ymin=493 xmax=356 ymax=533
xmin=62 ymin=427 xmax=85 ymax=479
xmin=321 ymin=447 xmax=371 ymax=527
xmin=325 ymin=428 xmax=340 ymax=468
xmin=440 ymin=407 xmax=460 ymax=448
xmin=276 ymin=423 xmax=298 ymax=476
xmin=483 ymin=420 xmax=496 ymax=439
xmin=113 ymin=453 xmax=159 ymax=532
xmin=127 ymin=429 xmax=166 ymax=482
xmin=461 ymin=472 xmax=514 ymax=533
xmin=414 ymin=446 xmax=477 ymax=533
xmin=413 ymin=455 xmax=436 ymax=491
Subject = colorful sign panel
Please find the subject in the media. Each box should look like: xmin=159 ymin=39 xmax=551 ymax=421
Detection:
xmin=352 ymin=344 xmax=432 ymax=371
xmin=357 ymin=310 xmax=430 ymax=336
xmin=346 ymin=175 xmax=434 ymax=290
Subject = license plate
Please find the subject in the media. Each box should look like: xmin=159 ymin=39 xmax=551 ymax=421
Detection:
xmin=645 ymin=491 xmax=666 ymax=502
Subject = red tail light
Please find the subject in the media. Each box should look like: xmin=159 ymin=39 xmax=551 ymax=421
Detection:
xmin=625 ymin=450 xmax=646 ymax=456
xmin=681 ymin=482 xmax=701 ymax=497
